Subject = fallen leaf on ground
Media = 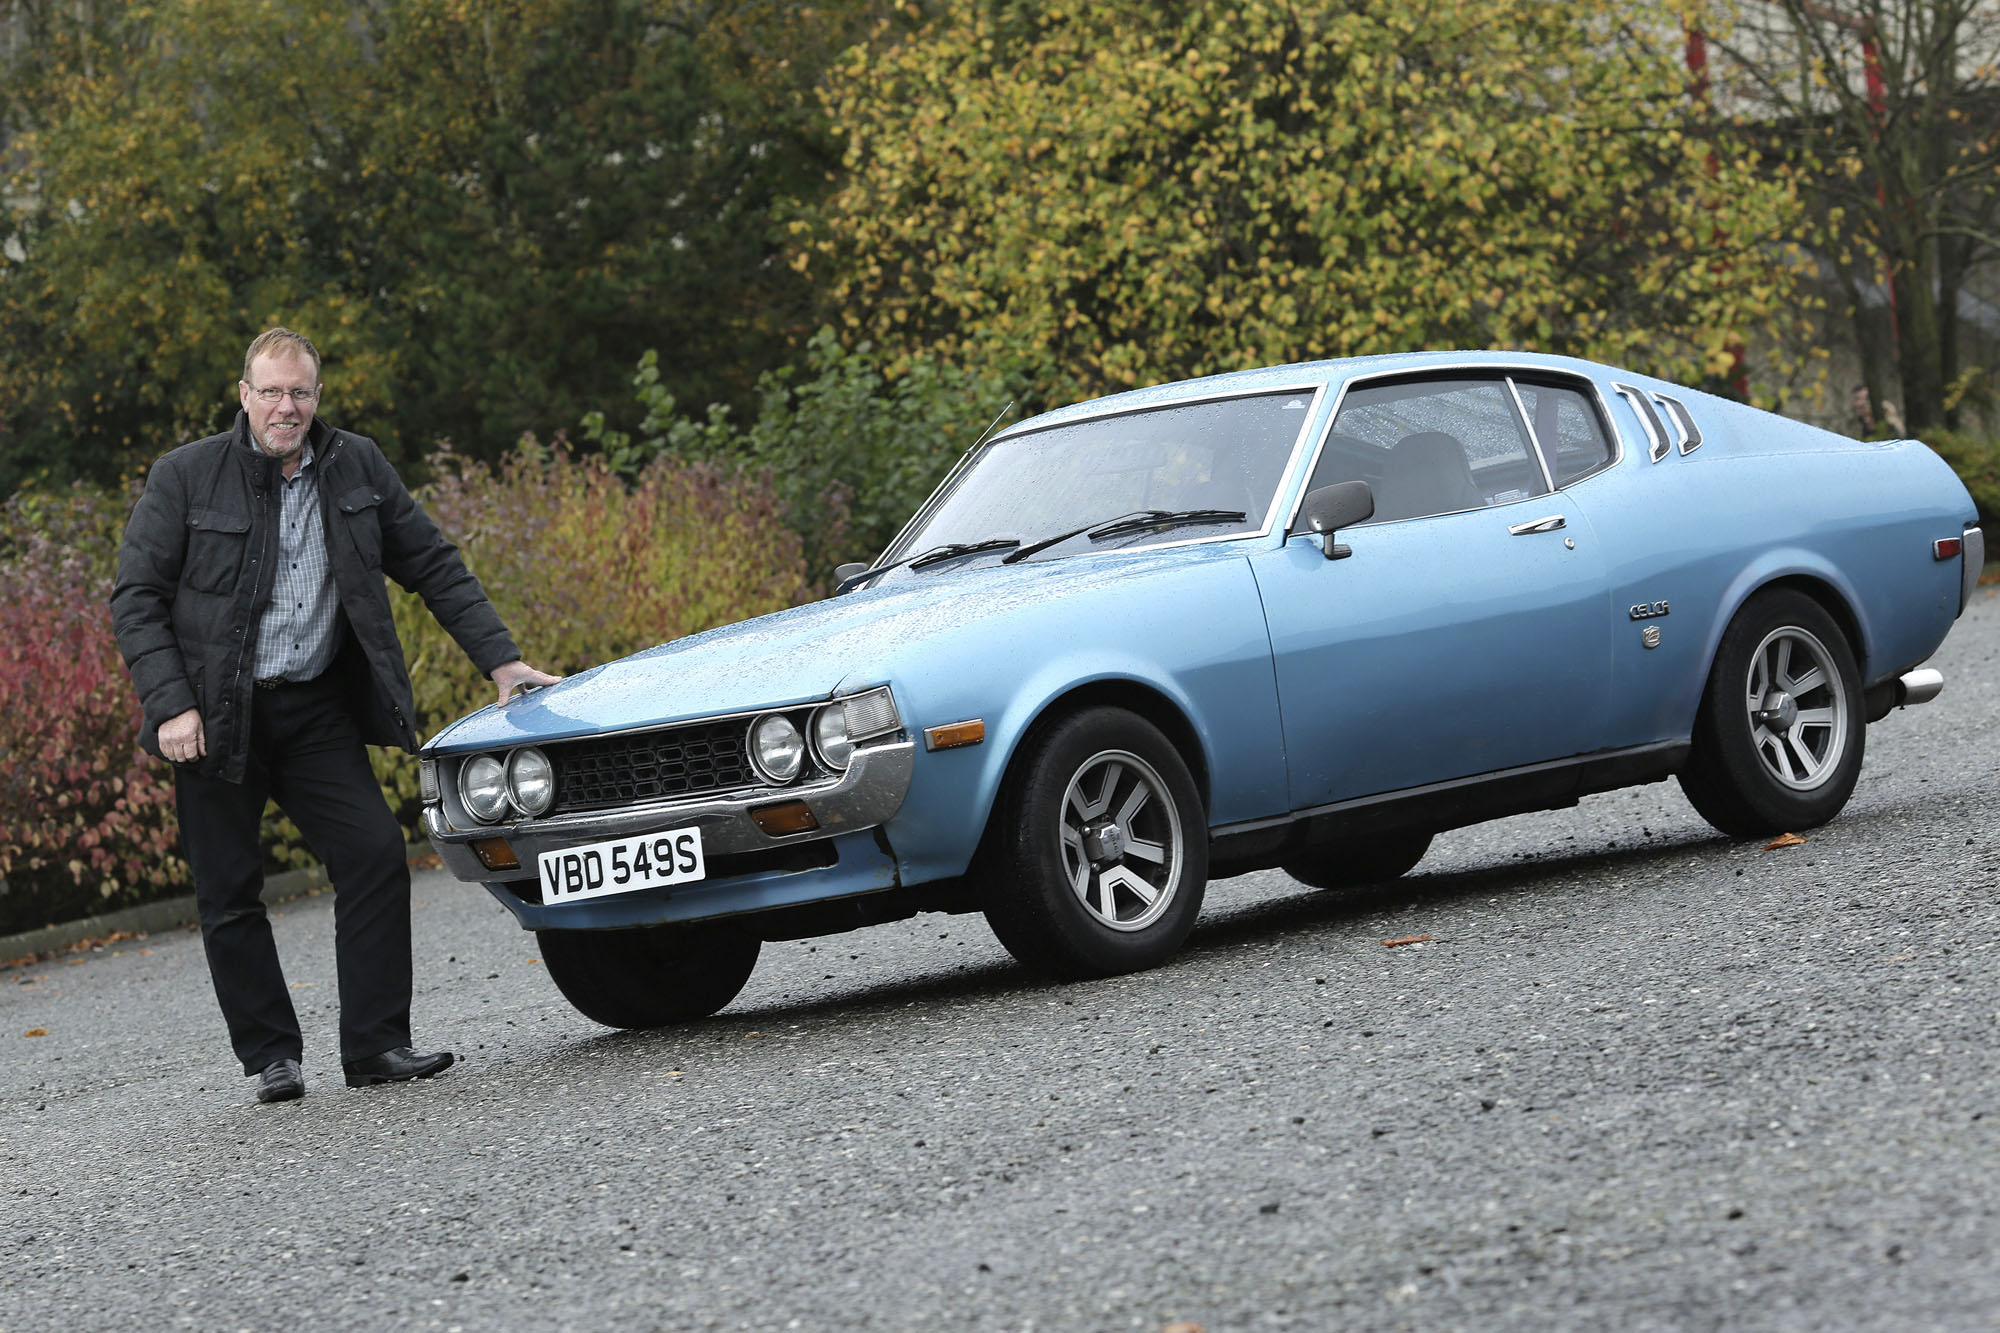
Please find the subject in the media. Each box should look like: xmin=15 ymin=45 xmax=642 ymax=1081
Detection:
xmin=1381 ymin=934 xmax=1433 ymax=948
xmin=24 ymin=1028 xmax=47 ymax=1038
xmin=1764 ymin=832 xmax=1807 ymax=849
xmin=1161 ymin=1323 xmax=1206 ymax=1333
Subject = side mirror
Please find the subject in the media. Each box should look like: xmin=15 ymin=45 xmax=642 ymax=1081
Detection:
xmin=1297 ymin=481 xmax=1374 ymax=560
xmin=832 ymin=562 xmax=870 ymax=595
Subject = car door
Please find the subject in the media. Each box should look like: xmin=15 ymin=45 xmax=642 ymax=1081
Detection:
xmin=1248 ymin=371 xmax=1614 ymax=810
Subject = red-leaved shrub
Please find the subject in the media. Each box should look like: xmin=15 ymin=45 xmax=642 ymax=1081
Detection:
xmin=0 ymin=485 xmax=186 ymax=931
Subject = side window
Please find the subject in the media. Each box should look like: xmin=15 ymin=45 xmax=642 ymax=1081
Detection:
xmin=1306 ymin=377 xmax=1548 ymax=524
xmin=1514 ymin=380 xmax=1614 ymax=485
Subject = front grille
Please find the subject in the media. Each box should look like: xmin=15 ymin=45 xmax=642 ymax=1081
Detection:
xmin=548 ymin=720 xmax=758 ymax=815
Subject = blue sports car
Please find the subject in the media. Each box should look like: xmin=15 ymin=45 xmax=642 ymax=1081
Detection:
xmin=419 ymin=351 xmax=1983 ymax=1027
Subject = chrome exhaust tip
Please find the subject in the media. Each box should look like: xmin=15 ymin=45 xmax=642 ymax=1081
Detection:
xmin=1896 ymin=667 xmax=1944 ymax=708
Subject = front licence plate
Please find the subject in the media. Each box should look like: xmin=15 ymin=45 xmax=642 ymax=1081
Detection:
xmin=538 ymin=827 xmax=705 ymax=905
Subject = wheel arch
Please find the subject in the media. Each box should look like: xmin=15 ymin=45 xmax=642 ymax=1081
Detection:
xmin=1705 ymin=558 xmax=1876 ymax=687
xmin=996 ymin=678 xmax=1213 ymax=818
xmin=956 ymin=677 xmax=1214 ymax=877
xmin=1759 ymin=574 xmax=1868 ymax=676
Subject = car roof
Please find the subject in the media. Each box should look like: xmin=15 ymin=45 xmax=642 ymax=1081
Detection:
xmin=993 ymin=349 xmax=1619 ymax=441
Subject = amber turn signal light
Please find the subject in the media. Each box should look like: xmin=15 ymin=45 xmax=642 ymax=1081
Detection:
xmin=751 ymin=801 xmax=819 ymax=836
xmin=924 ymin=719 xmax=986 ymax=751
xmin=472 ymin=837 xmax=520 ymax=870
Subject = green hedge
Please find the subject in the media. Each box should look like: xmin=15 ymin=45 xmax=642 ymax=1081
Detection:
xmin=584 ymin=328 xmax=1018 ymax=584
xmin=1926 ymin=429 xmax=2000 ymax=534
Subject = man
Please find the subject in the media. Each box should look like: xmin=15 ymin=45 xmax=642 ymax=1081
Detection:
xmin=112 ymin=328 xmax=558 ymax=1104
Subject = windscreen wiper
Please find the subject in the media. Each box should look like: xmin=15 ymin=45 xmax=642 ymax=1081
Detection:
xmin=1002 ymin=508 xmax=1248 ymax=564
xmin=1002 ymin=511 xmax=1160 ymax=563
xmin=910 ymin=537 xmax=1021 ymax=567
xmin=1086 ymin=508 xmax=1247 ymax=540
xmin=835 ymin=538 xmax=1022 ymax=593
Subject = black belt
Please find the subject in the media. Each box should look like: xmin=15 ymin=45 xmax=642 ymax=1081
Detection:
xmin=257 ymin=667 xmax=332 ymax=690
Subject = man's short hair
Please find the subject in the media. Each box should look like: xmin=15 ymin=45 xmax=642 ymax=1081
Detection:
xmin=242 ymin=328 xmax=321 ymax=382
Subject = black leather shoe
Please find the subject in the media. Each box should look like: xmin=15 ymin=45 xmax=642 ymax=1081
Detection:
xmin=343 ymin=1047 xmax=455 ymax=1087
xmin=256 ymin=1058 xmax=304 ymax=1103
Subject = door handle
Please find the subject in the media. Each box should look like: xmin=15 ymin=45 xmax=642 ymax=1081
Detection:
xmin=1507 ymin=514 xmax=1566 ymax=535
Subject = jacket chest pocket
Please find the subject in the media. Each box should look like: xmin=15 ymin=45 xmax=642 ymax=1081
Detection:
xmin=338 ymin=484 xmax=386 ymax=569
xmin=184 ymin=507 xmax=253 ymax=595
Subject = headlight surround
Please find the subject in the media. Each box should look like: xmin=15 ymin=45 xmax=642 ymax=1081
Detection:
xmin=461 ymin=754 xmax=510 ymax=823
xmin=507 ymin=747 xmax=555 ymax=817
xmin=748 ymin=713 xmax=805 ymax=784
xmin=810 ymin=705 xmax=854 ymax=772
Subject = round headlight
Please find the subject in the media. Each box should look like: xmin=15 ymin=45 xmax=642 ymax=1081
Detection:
xmin=748 ymin=714 xmax=805 ymax=784
xmin=507 ymin=747 xmax=555 ymax=817
xmin=811 ymin=705 xmax=853 ymax=772
xmin=461 ymin=754 xmax=509 ymax=823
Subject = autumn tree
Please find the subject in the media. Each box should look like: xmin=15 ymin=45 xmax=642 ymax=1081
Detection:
xmin=798 ymin=0 xmax=1813 ymax=406
xmin=1708 ymin=0 xmax=2000 ymax=430
xmin=0 ymin=0 xmax=853 ymax=494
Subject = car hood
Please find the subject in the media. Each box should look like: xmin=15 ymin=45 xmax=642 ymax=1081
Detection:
xmin=424 ymin=546 xmax=1247 ymax=752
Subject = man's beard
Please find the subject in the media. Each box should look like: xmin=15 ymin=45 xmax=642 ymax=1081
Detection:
xmin=256 ymin=423 xmax=303 ymax=455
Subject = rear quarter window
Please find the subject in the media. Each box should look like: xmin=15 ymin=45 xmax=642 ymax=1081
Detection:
xmin=1514 ymin=381 xmax=1615 ymax=485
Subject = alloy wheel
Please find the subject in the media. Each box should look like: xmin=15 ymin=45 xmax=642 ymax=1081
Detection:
xmin=1743 ymin=625 xmax=1849 ymax=791
xmin=1057 ymin=749 xmax=1183 ymax=932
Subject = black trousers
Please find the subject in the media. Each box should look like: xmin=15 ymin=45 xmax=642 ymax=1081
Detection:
xmin=174 ymin=672 xmax=412 ymax=1073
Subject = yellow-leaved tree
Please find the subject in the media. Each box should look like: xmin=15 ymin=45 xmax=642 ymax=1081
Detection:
xmin=0 ymin=0 xmax=856 ymax=493
xmin=800 ymin=0 xmax=1812 ymax=404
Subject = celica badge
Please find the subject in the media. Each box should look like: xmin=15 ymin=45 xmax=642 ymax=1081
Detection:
xmin=1629 ymin=600 xmax=1670 ymax=620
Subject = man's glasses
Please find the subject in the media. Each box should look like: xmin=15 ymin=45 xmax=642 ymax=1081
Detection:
xmin=248 ymin=385 xmax=321 ymax=404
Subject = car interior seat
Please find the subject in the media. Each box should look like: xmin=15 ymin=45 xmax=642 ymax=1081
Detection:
xmin=1372 ymin=431 xmax=1485 ymax=522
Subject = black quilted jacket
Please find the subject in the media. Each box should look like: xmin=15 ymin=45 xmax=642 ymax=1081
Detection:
xmin=111 ymin=413 xmax=519 ymax=783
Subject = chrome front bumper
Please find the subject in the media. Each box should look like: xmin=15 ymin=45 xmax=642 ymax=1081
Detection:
xmin=423 ymin=739 xmax=916 ymax=886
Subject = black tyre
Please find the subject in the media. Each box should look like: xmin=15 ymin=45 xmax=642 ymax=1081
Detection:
xmin=1678 ymin=587 xmax=1865 ymax=838
xmin=536 ymin=923 xmax=760 ymax=1029
xmin=979 ymin=706 xmax=1208 ymax=979
xmin=1282 ymin=830 xmax=1433 ymax=891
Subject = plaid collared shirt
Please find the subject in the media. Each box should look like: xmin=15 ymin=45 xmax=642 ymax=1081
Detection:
xmin=251 ymin=439 xmax=342 ymax=683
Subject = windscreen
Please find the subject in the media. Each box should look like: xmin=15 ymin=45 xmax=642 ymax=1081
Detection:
xmin=894 ymin=389 xmax=1315 ymax=556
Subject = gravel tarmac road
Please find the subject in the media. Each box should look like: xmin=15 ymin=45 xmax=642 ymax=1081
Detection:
xmin=4 ymin=592 xmax=1997 ymax=1333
